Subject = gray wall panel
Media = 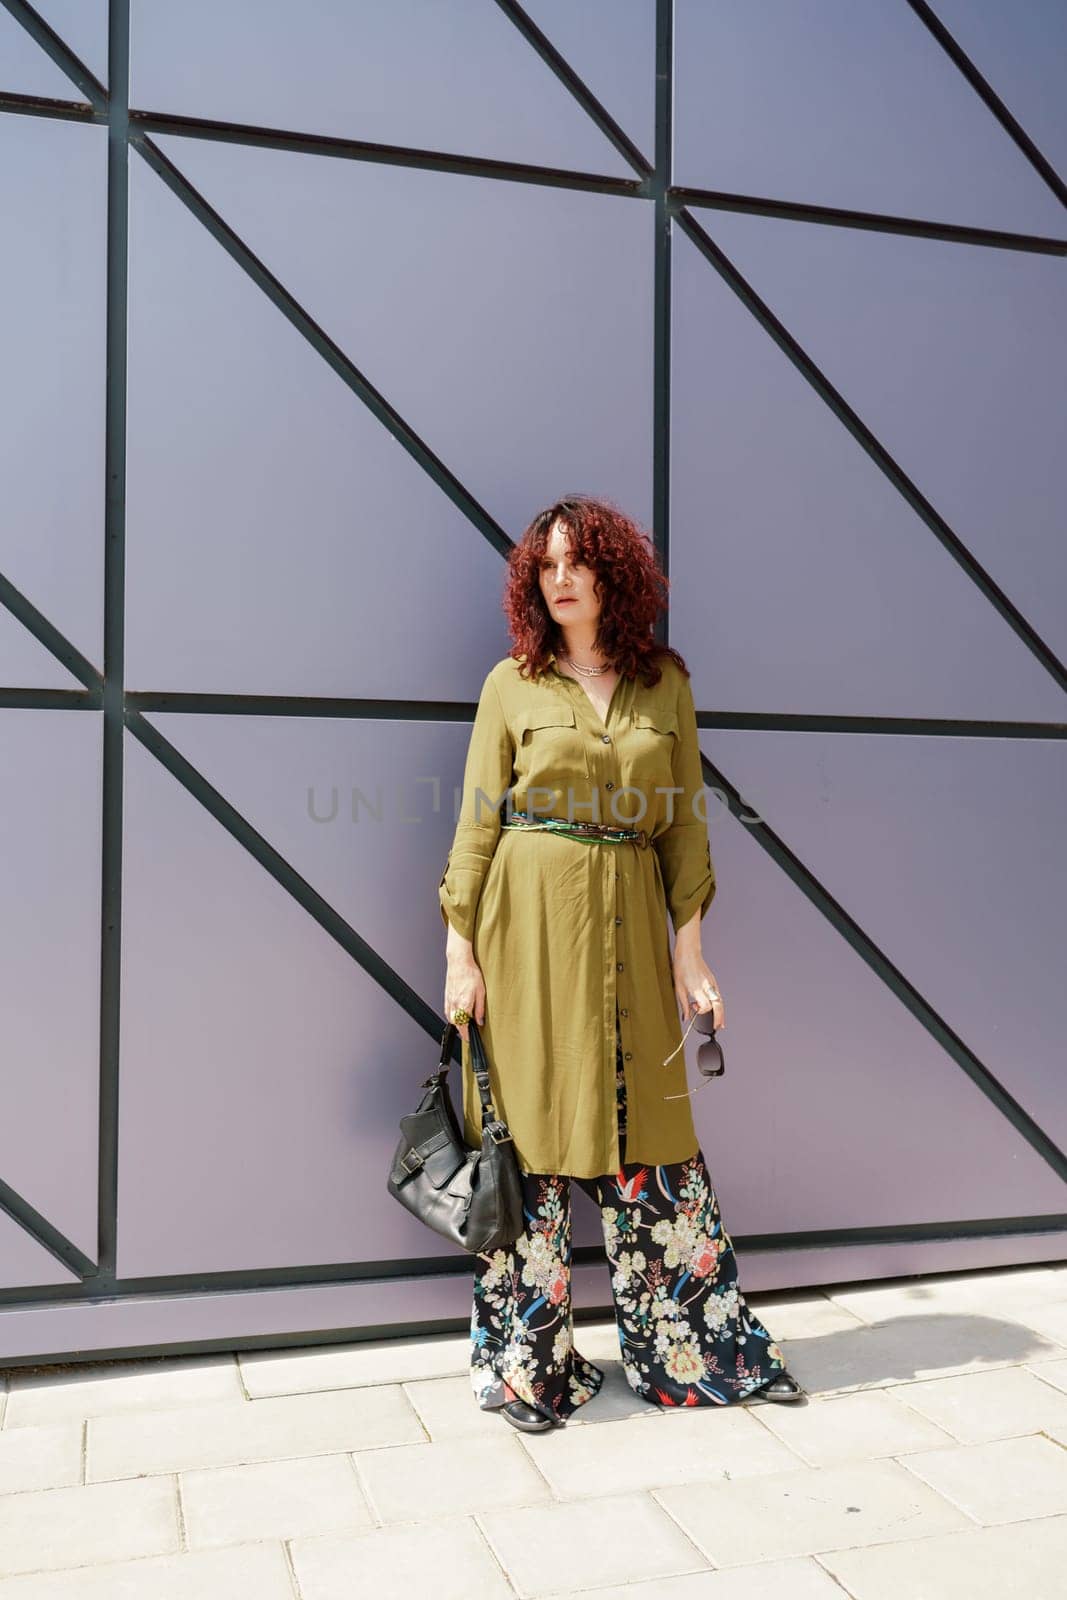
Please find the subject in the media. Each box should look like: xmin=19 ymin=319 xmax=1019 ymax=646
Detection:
xmin=129 ymin=0 xmax=632 ymax=176
xmin=673 ymin=0 xmax=1066 ymax=233
xmin=143 ymin=713 xmax=487 ymax=1020
xmin=118 ymin=733 xmax=461 ymax=1278
xmin=0 ymin=0 xmax=1061 ymax=1365
xmin=524 ymin=0 xmax=655 ymax=160
xmin=669 ymin=226 xmax=1066 ymax=720
xmin=148 ymin=130 xmax=655 ymax=544
xmin=660 ymin=772 xmax=1067 ymax=1235
xmin=931 ymin=0 xmax=1067 ymax=176
xmin=0 ymin=1212 xmax=79 ymax=1292
xmin=0 ymin=8 xmax=89 ymax=99
xmin=0 ymin=113 xmax=106 ymax=668
xmin=701 ymin=212 xmax=1067 ymax=667
xmin=0 ymin=711 xmax=102 ymax=1260
xmin=709 ymin=728 xmax=1067 ymax=1152
xmin=31 ymin=0 xmax=109 ymax=86
xmin=125 ymin=157 xmax=510 ymax=696
xmin=0 ymin=610 xmax=81 ymax=689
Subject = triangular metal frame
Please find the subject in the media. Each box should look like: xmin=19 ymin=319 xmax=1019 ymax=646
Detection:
xmin=0 ymin=0 xmax=1063 ymax=1318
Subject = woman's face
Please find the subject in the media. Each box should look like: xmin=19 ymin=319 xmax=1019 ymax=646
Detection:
xmin=538 ymin=518 xmax=602 ymax=629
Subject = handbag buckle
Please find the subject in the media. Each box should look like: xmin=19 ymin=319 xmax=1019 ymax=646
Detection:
xmin=400 ymin=1146 xmax=424 ymax=1174
xmin=486 ymin=1121 xmax=512 ymax=1145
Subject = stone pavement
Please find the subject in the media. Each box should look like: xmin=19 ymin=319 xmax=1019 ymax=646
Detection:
xmin=1 ymin=1259 xmax=1066 ymax=1597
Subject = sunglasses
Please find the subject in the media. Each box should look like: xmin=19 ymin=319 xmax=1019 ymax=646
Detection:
xmin=661 ymin=1006 xmax=725 ymax=1099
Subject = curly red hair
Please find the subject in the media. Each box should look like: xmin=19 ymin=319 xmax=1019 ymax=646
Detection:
xmin=504 ymin=494 xmax=689 ymax=688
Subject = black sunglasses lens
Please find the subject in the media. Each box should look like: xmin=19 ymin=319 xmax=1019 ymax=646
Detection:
xmin=696 ymin=1037 xmax=725 ymax=1077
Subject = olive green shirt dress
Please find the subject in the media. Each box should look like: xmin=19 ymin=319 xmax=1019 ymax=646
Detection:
xmin=438 ymin=650 xmax=717 ymax=1178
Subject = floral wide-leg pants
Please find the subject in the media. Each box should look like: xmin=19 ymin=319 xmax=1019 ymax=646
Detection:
xmin=470 ymin=1011 xmax=787 ymax=1423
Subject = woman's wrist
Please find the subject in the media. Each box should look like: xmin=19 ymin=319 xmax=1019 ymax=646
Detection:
xmin=673 ymin=909 xmax=703 ymax=955
xmin=446 ymin=923 xmax=475 ymax=961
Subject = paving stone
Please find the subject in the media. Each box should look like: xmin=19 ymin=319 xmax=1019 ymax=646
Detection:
xmin=788 ymin=1314 xmax=1047 ymax=1397
xmin=518 ymin=1407 xmax=800 ymax=1496
xmin=0 ymin=1477 xmax=178 ymax=1578
xmin=404 ymin=1362 xmax=661 ymax=1439
xmin=87 ymin=1385 xmax=424 ymax=1481
xmin=1027 ymin=1357 xmax=1067 ymax=1394
xmin=478 ymin=1491 xmax=707 ymax=1596
xmin=569 ymin=1322 xmax=629 ymax=1362
xmin=563 ymin=1360 xmax=666 ymax=1425
xmin=828 ymin=1265 xmax=1067 ymax=1324
xmin=239 ymin=1334 xmax=470 ymax=1397
xmin=355 ymin=1433 xmax=550 ymax=1522
xmin=2 ymin=1358 xmax=243 ymax=1428
xmin=818 ymin=1513 xmax=1067 ymax=1598
xmin=749 ymin=1387 xmax=954 ymax=1465
xmin=742 ymin=1293 xmax=867 ymax=1340
xmin=1009 ymin=1302 xmax=1067 ymax=1348
xmin=547 ymin=1557 xmax=845 ymax=1599
xmin=290 ymin=1515 xmax=513 ymax=1600
xmin=898 ymin=1433 xmax=1067 ymax=1525
xmin=0 ymin=1542 xmax=295 ymax=1598
xmin=402 ymin=1375 xmax=509 ymax=1440
xmin=893 ymin=1365 xmax=1067 ymax=1444
xmin=0 ymin=1422 xmax=83 ymax=1495
xmin=181 ymin=1453 xmax=373 ymax=1547
xmin=654 ymin=1458 xmax=969 ymax=1564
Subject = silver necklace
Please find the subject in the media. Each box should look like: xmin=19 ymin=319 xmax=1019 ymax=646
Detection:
xmin=559 ymin=651 xmax=611 ymax=678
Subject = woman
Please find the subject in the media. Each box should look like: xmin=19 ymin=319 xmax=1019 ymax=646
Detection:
xmin=439 ymin=495 xmax=804 ymax=1432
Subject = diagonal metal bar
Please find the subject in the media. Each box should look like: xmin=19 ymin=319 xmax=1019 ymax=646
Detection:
xmin=698 ymin=742 xmax=1067 ymax=1183
xmin=0 ymin=689 xmax=100 ymax=709
xmin=0 ymin=0 xmax=107 ymax=110
xmin=129 ymin=108 xmax=645 ymax=198
xmin=671 ymin=185 xmax=1066 ymax=257
xmin=493 ymin=0 xmax=652 ymax=181
xmin=125 ymin=707 xmax=452 ymax=1052
xmin=906 ymin=0 xmax=1067 ymax=210
xmin=0 ymin=1176 xmax=96 ymax=1278
xmin=0 ymin=88 xmax=101 ymax=121
xmin=0 ymin=569 xmax=104 ymax=690
xmin=675 ymin=205 xmax=1067 ymax=697
xmin=130 ymin=131 xmax=516 ymax=564
xmin=114 ymin=693 xmax=1067 ymax=742
xmin=696 ymin=710 xmax=1066 ymax=741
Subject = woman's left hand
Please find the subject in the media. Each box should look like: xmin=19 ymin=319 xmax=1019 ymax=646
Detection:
xmin=672 ymin=949 xmax=725 ymax=1031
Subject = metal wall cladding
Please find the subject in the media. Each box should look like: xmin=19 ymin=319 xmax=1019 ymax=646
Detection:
xmin=1 ymin=0 xmax=1064 ymax=1363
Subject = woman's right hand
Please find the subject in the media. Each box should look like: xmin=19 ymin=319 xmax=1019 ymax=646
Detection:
xmin=444 ymin=927 xmax=486 ymax=1044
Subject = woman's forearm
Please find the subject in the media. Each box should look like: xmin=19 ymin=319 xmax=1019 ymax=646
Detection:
xmin=673 ymin=907 xmax=703 ymax=954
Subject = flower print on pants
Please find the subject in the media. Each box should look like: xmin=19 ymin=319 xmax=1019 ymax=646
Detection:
xmin=469 ymin=1018 xmax=786 ymax=1422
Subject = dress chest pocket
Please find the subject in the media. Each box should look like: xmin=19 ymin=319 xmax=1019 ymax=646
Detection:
xmin=516 ymin=703 xmax=578 ymax=742
xmin=632 ymin=709 xmax=679 ymax=745
xmin=512 ymin=701 xmax=586 ymax=796
xmin=627 ymin=709 xmax=679 ymax=797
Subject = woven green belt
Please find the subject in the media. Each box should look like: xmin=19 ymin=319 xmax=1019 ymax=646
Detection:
xmin=501 ymin=811 xmax=649 ymax=848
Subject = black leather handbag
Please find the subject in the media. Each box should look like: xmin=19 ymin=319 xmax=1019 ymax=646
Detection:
xmin=386 ymin=1018 xmax=524 ymax=1253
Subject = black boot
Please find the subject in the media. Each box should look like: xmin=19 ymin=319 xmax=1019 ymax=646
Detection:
xmin=500 ymin=1398 xmax=558 ymax=1432
xmin=742 ymin=1369 xmax=806 ymax=1404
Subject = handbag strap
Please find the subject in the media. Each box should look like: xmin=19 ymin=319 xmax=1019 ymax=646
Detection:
xmin=425 ymin=1019 xmax=501 ymax=1130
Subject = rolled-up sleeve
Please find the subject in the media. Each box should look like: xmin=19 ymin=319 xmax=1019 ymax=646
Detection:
xmin=654 ymin=670 xmax=716 ymax=934
xmin=438 ymin=670 xmax=514 ymax=940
